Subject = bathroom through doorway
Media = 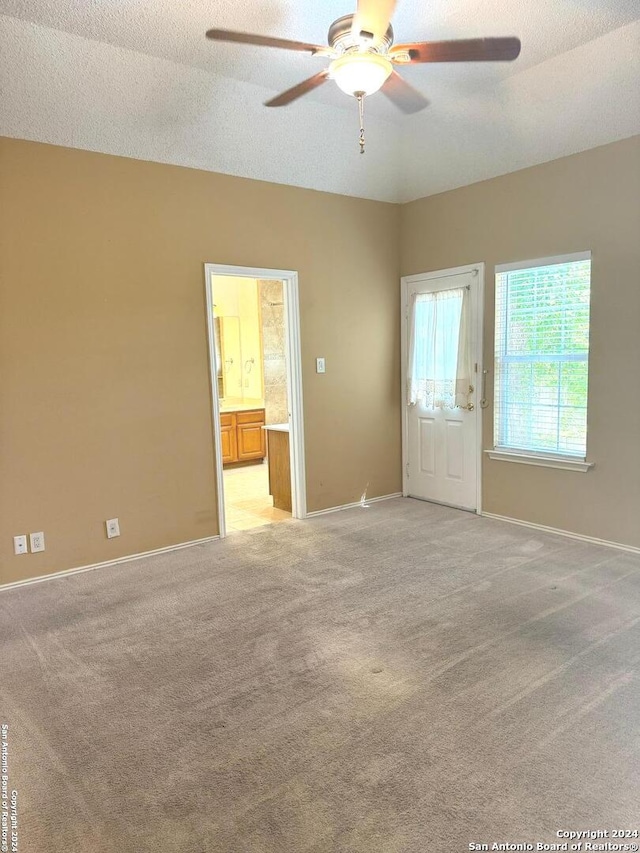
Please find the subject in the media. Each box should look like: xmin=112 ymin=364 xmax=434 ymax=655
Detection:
xmin=205 ymin=266 xmax=306 ymax=535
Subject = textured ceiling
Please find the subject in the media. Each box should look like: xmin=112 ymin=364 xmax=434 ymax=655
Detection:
xmin=1 ymin=1 xmax=639 ymax=201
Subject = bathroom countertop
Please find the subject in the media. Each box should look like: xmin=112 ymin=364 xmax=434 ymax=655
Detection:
xmin=219 ymin=402 xmax=265 ymax=413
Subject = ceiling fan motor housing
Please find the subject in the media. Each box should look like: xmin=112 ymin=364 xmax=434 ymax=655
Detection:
xmin=328 ymin=14 xmax=394 ymax=54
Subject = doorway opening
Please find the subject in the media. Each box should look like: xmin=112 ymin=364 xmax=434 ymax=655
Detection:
xmin=204 ymin=265 xmax=306 ymax=537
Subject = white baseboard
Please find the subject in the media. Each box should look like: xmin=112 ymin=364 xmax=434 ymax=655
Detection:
xmin=481 ymin=512 xmax=640 ymax=555
xmin=0 ymin=535 xmax=220 ymax=593
xmin=5 ymin=507 xmax=633 ymax=593
xmin=305 ymin=493 xmax=403 ymax=518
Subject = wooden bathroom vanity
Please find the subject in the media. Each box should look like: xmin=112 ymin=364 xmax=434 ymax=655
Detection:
xmin=263 ymin=424 xmax=291 ymax=512
xmin=220 ymin=407 xmax=266 ymax=465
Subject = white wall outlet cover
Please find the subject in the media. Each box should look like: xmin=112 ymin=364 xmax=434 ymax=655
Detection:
xmin=13 ymin=535 xmax=28 ymax=555
xmin=29 ymin=532 xmax=45 ymax=553
xmin=106 ymin=518 xmax=120 ymax=538
xmin=316 ymin=357 xmax=326 ymax=374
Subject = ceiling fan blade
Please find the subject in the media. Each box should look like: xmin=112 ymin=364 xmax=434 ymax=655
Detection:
xmin=391 ymin=37 xmax=521 ymax=63
xmin=352 ymin=0 xmax=397 ymax=44
xmin=206 ymin=28 xmax=325 ymax=54
xmin=381 ymin=70 xmax=429 ymax=114
xmin=264 ymin=70 xmax=330 ymax=107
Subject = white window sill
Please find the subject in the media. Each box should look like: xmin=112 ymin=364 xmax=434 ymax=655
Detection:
xmin=485 ymin=449 xmax=595 ymax=473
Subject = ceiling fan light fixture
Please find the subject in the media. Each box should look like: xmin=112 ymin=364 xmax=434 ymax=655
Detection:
xmin=329 ymin=53 xmax=392 ymax=97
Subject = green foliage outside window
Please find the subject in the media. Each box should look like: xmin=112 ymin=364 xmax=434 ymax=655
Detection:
xmin=495 ymin=258 xmax=590 ymax=457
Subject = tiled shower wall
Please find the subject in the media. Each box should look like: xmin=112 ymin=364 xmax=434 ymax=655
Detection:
xmin=258 ymin=280 xmax=288 ymax=426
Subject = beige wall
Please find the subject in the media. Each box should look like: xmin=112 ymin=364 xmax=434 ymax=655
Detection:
xmin=0 ymin=137 xmax=401 ymax=585
xmin=401 ymin=136 xmax=640 ymax=548
xmin=2 ymin=135 xmax=638 ymax=586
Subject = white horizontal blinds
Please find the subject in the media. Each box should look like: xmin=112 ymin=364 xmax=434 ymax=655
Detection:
xmin=494 ymin=257 xmax=591 ymax=458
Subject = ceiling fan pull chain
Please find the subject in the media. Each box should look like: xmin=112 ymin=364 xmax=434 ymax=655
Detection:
xmin=357 ymin=92 xmax=365 ymax=154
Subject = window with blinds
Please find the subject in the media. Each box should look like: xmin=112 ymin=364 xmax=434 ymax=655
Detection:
xmin=494 ymin=253 xmax=591 ymax=459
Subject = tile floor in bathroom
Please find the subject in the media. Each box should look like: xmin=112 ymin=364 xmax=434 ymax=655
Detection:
xmin=223 ymin=462 xmax=292 ymax=531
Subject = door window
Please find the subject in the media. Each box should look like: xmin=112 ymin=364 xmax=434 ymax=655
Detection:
xmin=407 ymin=286 xmax=472 ymax=410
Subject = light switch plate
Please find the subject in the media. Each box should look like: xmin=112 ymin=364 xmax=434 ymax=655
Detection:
xmin=316 ymin=357 xmax=326 ymax=374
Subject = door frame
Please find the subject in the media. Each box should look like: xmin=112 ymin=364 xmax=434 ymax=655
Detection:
xmin=204 ymin=264 xmax=307 ymax=537
xmin=400 ymin=263 xmax=485 ymax=514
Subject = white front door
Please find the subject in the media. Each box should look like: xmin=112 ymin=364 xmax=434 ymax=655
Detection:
xmin=402 ymin=266 xmax=483 ymax=511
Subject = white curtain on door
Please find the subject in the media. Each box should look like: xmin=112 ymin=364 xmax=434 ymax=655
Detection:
xmin=407 ymin=286 xmax=473 ymax=409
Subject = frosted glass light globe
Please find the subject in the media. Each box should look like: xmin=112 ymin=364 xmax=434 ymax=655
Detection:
xmin=329 ymin=53 xmax=393 ymax=97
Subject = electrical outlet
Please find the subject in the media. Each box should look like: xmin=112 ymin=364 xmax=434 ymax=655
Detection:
xmin=106 ymin=518 xmax=120 ymax=539
xmin=29 ymin=532 xmax=45 ymax=553
xmin=13 ymin=535 xmax=28 ymax=555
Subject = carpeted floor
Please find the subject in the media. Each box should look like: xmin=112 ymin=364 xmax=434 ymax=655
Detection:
xmin=0 ymin=498 xmax=638 ymax=853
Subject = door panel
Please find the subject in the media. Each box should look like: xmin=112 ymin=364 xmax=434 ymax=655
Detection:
xmin=445 ymin=419 xmax=464 ymax=480
xmin=221 ymin=423 xmax=237 ymax=465
xmin=419 ymin=418 xmax=436 ymax=475
xmin=404 ymin=269 xmax=480 ymax=511
xmin=237 ymin=422 xmax=266 ymax=461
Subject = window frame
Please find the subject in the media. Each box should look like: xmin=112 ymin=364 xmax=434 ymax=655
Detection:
xmin=487 ymin=251 xmax=594 ymax=473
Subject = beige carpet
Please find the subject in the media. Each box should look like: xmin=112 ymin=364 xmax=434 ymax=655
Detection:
xmin=0 ymin=498 xmax=638 ymax=853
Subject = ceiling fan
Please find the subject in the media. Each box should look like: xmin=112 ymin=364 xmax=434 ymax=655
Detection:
xmin=207 ymin=0 xmax=521 ymax=152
